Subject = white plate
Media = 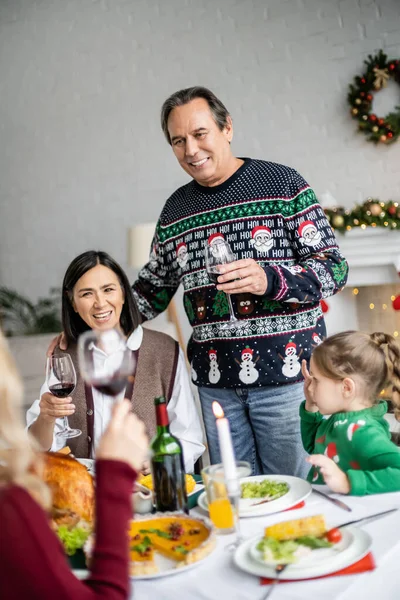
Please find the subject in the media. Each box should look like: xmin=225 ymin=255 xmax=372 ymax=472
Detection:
xmin=234 ymin=526 xmax=372 ymax=580
xmin=77 ymin=458 xmax=95 ymax=475
xmin=73 ymin=512 xmax=215 ymax=581
xmin=249 ymin=528 xmax=354 ymax=569
xmin=189 ymin=483 xmax=204 ymax=497
xmin=198 ymin=475 xmax=312 ymax=518
xmin=73 ymin=550 xmax=213 ymax=581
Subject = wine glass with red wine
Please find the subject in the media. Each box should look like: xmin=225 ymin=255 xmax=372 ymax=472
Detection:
xmin=46 ymin=353 xmax=81 ymax=439
xmin=204 ymin=239 xmax=239 ymax=330
xmin=77 ymin=328 xmax=135 ymax=401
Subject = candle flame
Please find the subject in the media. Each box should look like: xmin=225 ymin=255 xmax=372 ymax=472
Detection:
xmin=212 ymin=401 xmax=224 ymax=418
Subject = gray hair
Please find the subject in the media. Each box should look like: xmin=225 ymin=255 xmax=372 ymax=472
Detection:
xmin=160 ymin=86 xmax=230 ymax=145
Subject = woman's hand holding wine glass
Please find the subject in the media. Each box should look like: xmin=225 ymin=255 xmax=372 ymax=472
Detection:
xmin=38 ymin=391 xmax=75 ymax=422
xmin=46 ymin=353 xmax=81 ymax=439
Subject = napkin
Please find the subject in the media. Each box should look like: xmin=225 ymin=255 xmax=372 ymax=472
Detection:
xmin=284 ymin=501 xmax=305 ymax=511
xmin=260 ymin=552 xmax=375 ymax=585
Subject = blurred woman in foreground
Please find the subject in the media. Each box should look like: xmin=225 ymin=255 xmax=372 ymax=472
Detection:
xmin=0 ymin=329 xmax=148 ymax=600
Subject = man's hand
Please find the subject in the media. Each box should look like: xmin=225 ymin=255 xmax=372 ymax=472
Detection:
xmin=38 ymin=392 xmax=75 ymax=422
xmin=301 ymin=359 xmax=318 ymax=412
xmin=46 ymin=332 xmax=68 ymax=358
xmin=216 ymin=259 xmax=267 ymax=295
xmin=307 ymin=454 xmax=351 ymax=494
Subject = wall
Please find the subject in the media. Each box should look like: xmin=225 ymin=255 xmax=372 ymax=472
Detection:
xmin=1 ymin=0 xmax=400 ymax=345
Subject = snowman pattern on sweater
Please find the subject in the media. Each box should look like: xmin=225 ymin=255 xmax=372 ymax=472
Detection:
xmin=236 ymin=346 xmax=259 ymax=384
xmin=208 ymin=348 xmax=221 ymax=384
xmin=280 ymin=341 xmax=302 ymax=378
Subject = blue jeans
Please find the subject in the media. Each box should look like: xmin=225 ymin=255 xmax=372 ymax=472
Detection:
xmin=198 ymin=382 xmax=308 ymax=478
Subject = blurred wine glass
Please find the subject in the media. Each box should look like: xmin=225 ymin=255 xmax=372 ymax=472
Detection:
xmin=204 ymin=239 xmax=239 ymax=330
xmin=78 ymin=328 xmax=135 ymax=400
xmin=46 ymin=353 xmax=81 ymax=439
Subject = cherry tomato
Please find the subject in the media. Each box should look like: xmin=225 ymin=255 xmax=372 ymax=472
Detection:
xmin=325 ymin=527 xmax=342 ymax=543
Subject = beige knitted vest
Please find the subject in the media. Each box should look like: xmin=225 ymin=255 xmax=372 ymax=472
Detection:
xmin=62 ymin=329 xmax=178 ymax=458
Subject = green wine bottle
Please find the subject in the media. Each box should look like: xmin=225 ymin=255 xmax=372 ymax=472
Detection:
xmin=150 ymin=396 xmax=188 ymax=514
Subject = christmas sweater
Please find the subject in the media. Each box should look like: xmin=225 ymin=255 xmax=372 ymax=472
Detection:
xmin=133 ymin=158 xmax=348 ymax=389
xmin=300 ymin=401 xmax=400 ymax=495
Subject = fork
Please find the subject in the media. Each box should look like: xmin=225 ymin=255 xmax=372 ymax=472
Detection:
xmin=251 ymin=494 xmax=282 ymax=507
xmin=260 ymin=563 xmax=289 ymax=599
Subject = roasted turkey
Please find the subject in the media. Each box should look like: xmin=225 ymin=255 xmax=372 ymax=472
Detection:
xmin=43 ymin=452 xmax=95 ymax=524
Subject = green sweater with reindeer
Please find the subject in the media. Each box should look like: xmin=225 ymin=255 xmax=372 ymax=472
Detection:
xmin=300 ymin=400 xmax=400 ymax=495
xmin=133 ymin=158 xmax=348 ymax=389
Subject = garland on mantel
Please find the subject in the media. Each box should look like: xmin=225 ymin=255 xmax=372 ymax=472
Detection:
xmin=324 ymin=198 xmax=400 ymax=233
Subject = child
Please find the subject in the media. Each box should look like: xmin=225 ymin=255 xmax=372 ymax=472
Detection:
xmin=300 ymin=330 xmax=400 ymax=495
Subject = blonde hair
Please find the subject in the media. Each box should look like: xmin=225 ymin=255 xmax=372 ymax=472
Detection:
xmin=312 ymin=330 xmax=400 ymax=416
xmin=0 ymin=330 xmax=50 ymax=509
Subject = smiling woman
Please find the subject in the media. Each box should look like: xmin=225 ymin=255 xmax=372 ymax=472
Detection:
xmin=26 ymin=251 xmax=205 ymax=471
xmin=71 ymin=265 xmax=126 ymax=332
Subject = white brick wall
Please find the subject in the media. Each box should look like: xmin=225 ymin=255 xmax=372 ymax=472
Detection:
xmin=0 ymin=0 xmax=399 ymax=346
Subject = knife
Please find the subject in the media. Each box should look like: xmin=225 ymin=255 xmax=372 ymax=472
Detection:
xmin=312 ymin=487 xmax=352 ymax=512
xmin=332 ymin=507 xmax=398 ymax=531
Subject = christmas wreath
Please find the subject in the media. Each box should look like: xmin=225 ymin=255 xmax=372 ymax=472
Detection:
xmin=348 ymin=50 xmax=400 ymax=144
xmin=324 ymin=198 xmax=400 ymax=233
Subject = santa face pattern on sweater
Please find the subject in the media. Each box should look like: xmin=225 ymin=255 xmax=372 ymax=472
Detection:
xmin=298 ymin=220 xmax=323 ymax=247
xmin=250 ymin=225 xmax=274 ymax=254
xmin=175 ymin=242 xmax=189 ymax=269
xmin=133 ymin=159 xmax=348 ymax=388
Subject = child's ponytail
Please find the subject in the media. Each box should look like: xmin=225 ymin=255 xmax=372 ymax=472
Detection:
xmin=370 ymin=332 xmax=400 ymax=419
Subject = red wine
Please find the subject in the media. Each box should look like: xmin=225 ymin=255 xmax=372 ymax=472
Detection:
xmin=92 ymin=376 xmax=127 ymax=397
xmin=207 ymin=269 xmax=220 ymax=284
xmin=49 ymin=383 xmax=75 ymax=398
xmin=152 ymin=455 xmax=188 ymax=513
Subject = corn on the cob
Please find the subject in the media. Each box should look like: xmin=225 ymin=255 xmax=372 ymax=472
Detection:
xmin=265 ymin=515 xmax=326 ymax=541
xmin=137 ymin=473 xmax=197 ymax=495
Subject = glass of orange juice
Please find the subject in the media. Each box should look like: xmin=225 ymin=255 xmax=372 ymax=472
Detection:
xmin=201 ymin=461 xmax=251 ymax=536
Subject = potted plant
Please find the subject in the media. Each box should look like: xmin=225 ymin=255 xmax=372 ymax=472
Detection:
xmin=0 ymin=287 xmax=62 ymax=337
xmin=0 ymin=287 xmax=62 ymax=407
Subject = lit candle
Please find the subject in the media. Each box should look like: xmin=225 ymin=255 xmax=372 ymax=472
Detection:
xmin=212 ymin=401 xmax=238 ymax=493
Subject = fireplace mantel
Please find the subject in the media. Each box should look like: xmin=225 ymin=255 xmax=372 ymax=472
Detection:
xmin=324 ymin=228 xmax=400 ymax=336
xmin=335 ymin=228 xmax=400 ymax=287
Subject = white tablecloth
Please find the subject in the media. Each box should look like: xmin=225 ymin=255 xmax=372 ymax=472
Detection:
xmin=132 ymin=487 xmax=400 ymax=600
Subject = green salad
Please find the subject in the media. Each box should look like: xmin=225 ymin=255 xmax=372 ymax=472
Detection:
xmin=241 ymin=479 xmax=289 ymax=500
xmin=57 ymin=524 xmax=91 ymax=556
xmin=257 ymin=535 xmax=332 ymax=564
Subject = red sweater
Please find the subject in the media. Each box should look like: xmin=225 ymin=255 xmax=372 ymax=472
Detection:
xmin=0 ymin=459 xmax=136 ymax=600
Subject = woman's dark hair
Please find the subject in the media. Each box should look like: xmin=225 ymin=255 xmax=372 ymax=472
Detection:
xmin=62 ymin=251 xmax=141 ymax=343
xmin=161 ymin=86 xmax=230 ymax=144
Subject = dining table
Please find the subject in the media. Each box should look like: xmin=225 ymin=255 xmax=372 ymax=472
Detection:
xmin=132 ymin=485 xmax=400 ymax=600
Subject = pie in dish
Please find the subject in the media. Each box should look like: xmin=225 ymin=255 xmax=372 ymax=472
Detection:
xmin=129 ymin=512 xmax=216 ymax=576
